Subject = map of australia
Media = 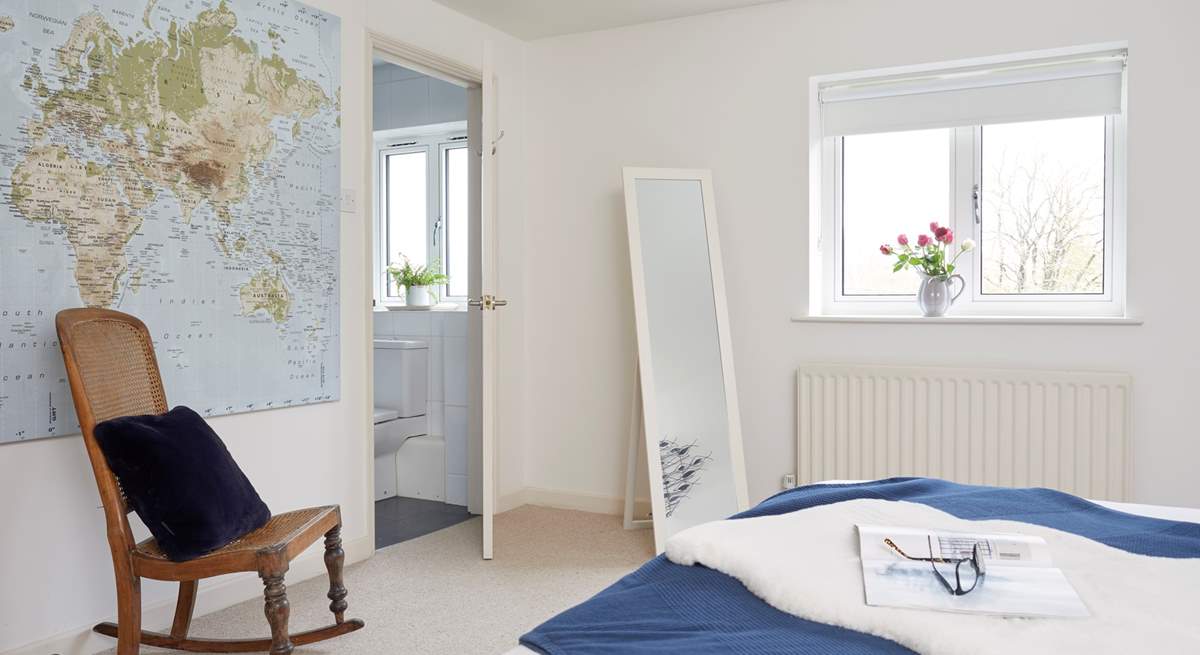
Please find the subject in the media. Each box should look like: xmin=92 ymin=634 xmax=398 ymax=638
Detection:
xmin=0 ymin=1 xmax=340 ymax=442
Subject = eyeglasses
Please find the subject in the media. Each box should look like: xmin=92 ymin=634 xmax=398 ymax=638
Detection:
xmin=884 ymin=536 xmax=986 ymax=596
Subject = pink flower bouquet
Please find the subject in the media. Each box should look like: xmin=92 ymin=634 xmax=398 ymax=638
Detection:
xmin=880 ymin=221 xmax=976 ymax=279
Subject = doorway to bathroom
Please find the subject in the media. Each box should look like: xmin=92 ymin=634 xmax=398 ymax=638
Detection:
xmin=367 ymin=49 xmax=482 ymax=552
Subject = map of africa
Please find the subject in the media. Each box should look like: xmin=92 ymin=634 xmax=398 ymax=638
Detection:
xmin=0 ymin=0 xmax=341 ymax=442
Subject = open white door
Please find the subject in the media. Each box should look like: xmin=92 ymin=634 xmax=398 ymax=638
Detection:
xmin=467 ymin=42 xmax=503 ymax=560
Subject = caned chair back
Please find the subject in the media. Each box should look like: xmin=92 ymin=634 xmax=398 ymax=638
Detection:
xmin=56 ymin=308 xmax=168 ymax=538
xmin=55 ymin=310 xmax=360 ymax=653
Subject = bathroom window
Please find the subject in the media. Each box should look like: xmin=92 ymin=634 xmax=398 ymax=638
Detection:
xmin=382 ymin=147 xmax=429 ymax=298
xmin=442 ymin=143 xmax=469 ymax=299
xmin=376 ymin=128 xmax=469 ymax=304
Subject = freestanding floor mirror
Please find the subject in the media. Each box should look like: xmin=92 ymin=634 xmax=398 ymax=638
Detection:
xmin=622 ymin=167 xmax=749 ymax=553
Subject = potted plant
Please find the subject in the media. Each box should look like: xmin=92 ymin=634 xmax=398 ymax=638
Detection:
xmin=387 ymin=255 xmax=449 ymax=308
xmin=880 ymin=222 xmax=976 ymax=317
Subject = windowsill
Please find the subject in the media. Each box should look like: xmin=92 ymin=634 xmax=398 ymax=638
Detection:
xmin=791 ymin=314 xmax=1142 ymax=326
xmin=374 ymin=303 xmax=467 ymax=313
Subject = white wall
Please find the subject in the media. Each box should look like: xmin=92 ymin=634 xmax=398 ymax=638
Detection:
xmin=373 ymin=62 xmax=468 ymax=130
xmin=521 ymin=0 xmax=1200 ymax=509
xmin=13 ymin=0 xmax=1197 ymax=649
xmin=0 ymin=1 xmax=526 ymax=653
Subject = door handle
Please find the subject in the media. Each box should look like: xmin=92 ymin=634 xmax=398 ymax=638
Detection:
xmin=468 ymin=294 xmax=508 ymax=310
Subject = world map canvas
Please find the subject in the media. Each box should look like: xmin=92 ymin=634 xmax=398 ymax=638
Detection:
xmin=0 ymin=0 xmax=341 ymax=442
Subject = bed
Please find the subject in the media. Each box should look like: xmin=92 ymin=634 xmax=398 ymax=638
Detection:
xmin=508 ymin=478 xmax=1200 ymax=655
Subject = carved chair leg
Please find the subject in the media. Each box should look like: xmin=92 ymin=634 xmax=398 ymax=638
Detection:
xmin=261 ymin=573 xmax=293 ymax=655
xmin=170 ymin=580 xmax=198 ymax=639
xmin=324 ymin=524 xmax=348 ymax=624
xmin=115 ymin=574 xmax=142 ymax=655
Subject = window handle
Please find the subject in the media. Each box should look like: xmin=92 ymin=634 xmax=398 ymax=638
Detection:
xmin=972 ymin=183 xmax=981 ymax=224
xmin=433 ymin=217 xmax=443 ymax=247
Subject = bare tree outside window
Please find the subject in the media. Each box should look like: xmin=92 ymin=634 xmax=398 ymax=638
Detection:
xmin=980 ymin=117 xmax=1106 ymax=295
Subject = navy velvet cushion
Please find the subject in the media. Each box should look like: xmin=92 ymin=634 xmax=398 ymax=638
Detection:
xmin=93 ymin=406 xmax=271 ymax=561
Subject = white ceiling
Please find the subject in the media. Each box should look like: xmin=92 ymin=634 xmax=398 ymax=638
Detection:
xmin=432 ymin=0 xmax=784 ymax=40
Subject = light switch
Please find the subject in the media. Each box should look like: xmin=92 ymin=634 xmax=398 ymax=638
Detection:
xmin=340 ymin=188 xmax=357 ymax=214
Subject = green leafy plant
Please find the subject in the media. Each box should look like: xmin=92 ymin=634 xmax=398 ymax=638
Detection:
xmin=387 ymin=254 xmax=449 ymax=289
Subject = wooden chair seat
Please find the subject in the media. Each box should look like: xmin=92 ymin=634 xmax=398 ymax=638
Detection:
xmin=133 ymin=506 xmax=340 ymax=581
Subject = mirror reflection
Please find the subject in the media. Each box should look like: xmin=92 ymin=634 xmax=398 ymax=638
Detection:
xmin=634 ymin=178 xmax=738 ymax=534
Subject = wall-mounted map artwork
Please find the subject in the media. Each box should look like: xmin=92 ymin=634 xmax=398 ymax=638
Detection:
xmin=0 ymin=0 xmax=342 ymax=442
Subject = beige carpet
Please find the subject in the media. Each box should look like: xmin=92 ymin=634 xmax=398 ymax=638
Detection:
xmin=104 ymin=506 xmax=654 ymax=655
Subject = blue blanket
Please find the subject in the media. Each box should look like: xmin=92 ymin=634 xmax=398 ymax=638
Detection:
xmin=520 ymin=478 xmax=1200 ymax=655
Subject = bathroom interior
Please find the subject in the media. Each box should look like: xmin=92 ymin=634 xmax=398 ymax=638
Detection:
xmin=371 ymin=57 xmax=475 ymax=550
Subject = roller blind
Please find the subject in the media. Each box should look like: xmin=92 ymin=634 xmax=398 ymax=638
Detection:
xmin=819 ymin=50 xmax=1126 ymax=137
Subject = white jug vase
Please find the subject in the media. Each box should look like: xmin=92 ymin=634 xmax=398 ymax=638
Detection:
xmin=916 ymin=272 xmax=965 ymax=317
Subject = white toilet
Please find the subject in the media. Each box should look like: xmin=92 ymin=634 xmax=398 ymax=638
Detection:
xmin=373 ymin=339 xmax=435 ymax=501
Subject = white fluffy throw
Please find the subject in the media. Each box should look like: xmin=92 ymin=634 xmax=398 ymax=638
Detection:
xmin=665 ymin=499 xmax=1200 ymax=654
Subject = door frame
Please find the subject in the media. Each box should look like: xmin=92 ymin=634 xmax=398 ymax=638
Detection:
xmin=362 ymin=33 xmax=489 ymax=555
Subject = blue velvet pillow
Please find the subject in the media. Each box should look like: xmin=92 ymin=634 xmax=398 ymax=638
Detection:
xmin=93 ymin=406 xmax=271 ymax=561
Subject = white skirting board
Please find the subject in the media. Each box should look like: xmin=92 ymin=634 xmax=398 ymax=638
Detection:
xmin=498 ymin=487 xmax=651 ymax=518
xmin=6 ymin=535 xmax=372 ymax=655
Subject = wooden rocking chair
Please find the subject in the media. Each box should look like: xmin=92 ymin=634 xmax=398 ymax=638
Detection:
xmin=57 ymin=308 xmax=364 ymax=654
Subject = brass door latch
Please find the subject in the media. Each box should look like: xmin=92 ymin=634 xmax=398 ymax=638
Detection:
xmin=467 ymin=294 xmax=508 ymax=311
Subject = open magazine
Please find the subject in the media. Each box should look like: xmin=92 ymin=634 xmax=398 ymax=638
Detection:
xmin=857 ymin=524 xmax=1089 ymax=618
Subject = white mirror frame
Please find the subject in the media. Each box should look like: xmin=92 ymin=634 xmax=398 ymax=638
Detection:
xmin=622 ymin=167 xmax=749 ymax=553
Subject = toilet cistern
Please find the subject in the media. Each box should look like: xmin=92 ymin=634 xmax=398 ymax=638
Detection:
xmin=372 ymin=339 xmax=429 ymax=501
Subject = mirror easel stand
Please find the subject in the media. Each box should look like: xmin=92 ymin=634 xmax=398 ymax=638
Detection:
xmin=623 ymin=359 xmax=654 ymax=531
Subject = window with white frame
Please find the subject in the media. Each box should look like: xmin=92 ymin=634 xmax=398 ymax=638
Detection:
xmin=375 ymin=127 xmax=469 ymax=304
xmin=811 ymin=45 xmax=1127 ymax=317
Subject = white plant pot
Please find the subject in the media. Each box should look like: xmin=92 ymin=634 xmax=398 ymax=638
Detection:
xmin=406 ymin=285 xmax=433 ymax=307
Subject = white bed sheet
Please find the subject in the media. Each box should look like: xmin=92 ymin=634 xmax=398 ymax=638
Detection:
xmin=502 ymin=483 xmax=1200 ymax=655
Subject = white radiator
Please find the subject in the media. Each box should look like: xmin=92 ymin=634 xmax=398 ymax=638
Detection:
xmin=796 ymin=364 xmax=1132 ymax=500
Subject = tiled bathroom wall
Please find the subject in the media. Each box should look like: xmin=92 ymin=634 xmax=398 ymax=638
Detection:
xmin=373 ymin=309 xmax=470 ymax=506
xmin=373 ymin=62 xmax=467 ymax=131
